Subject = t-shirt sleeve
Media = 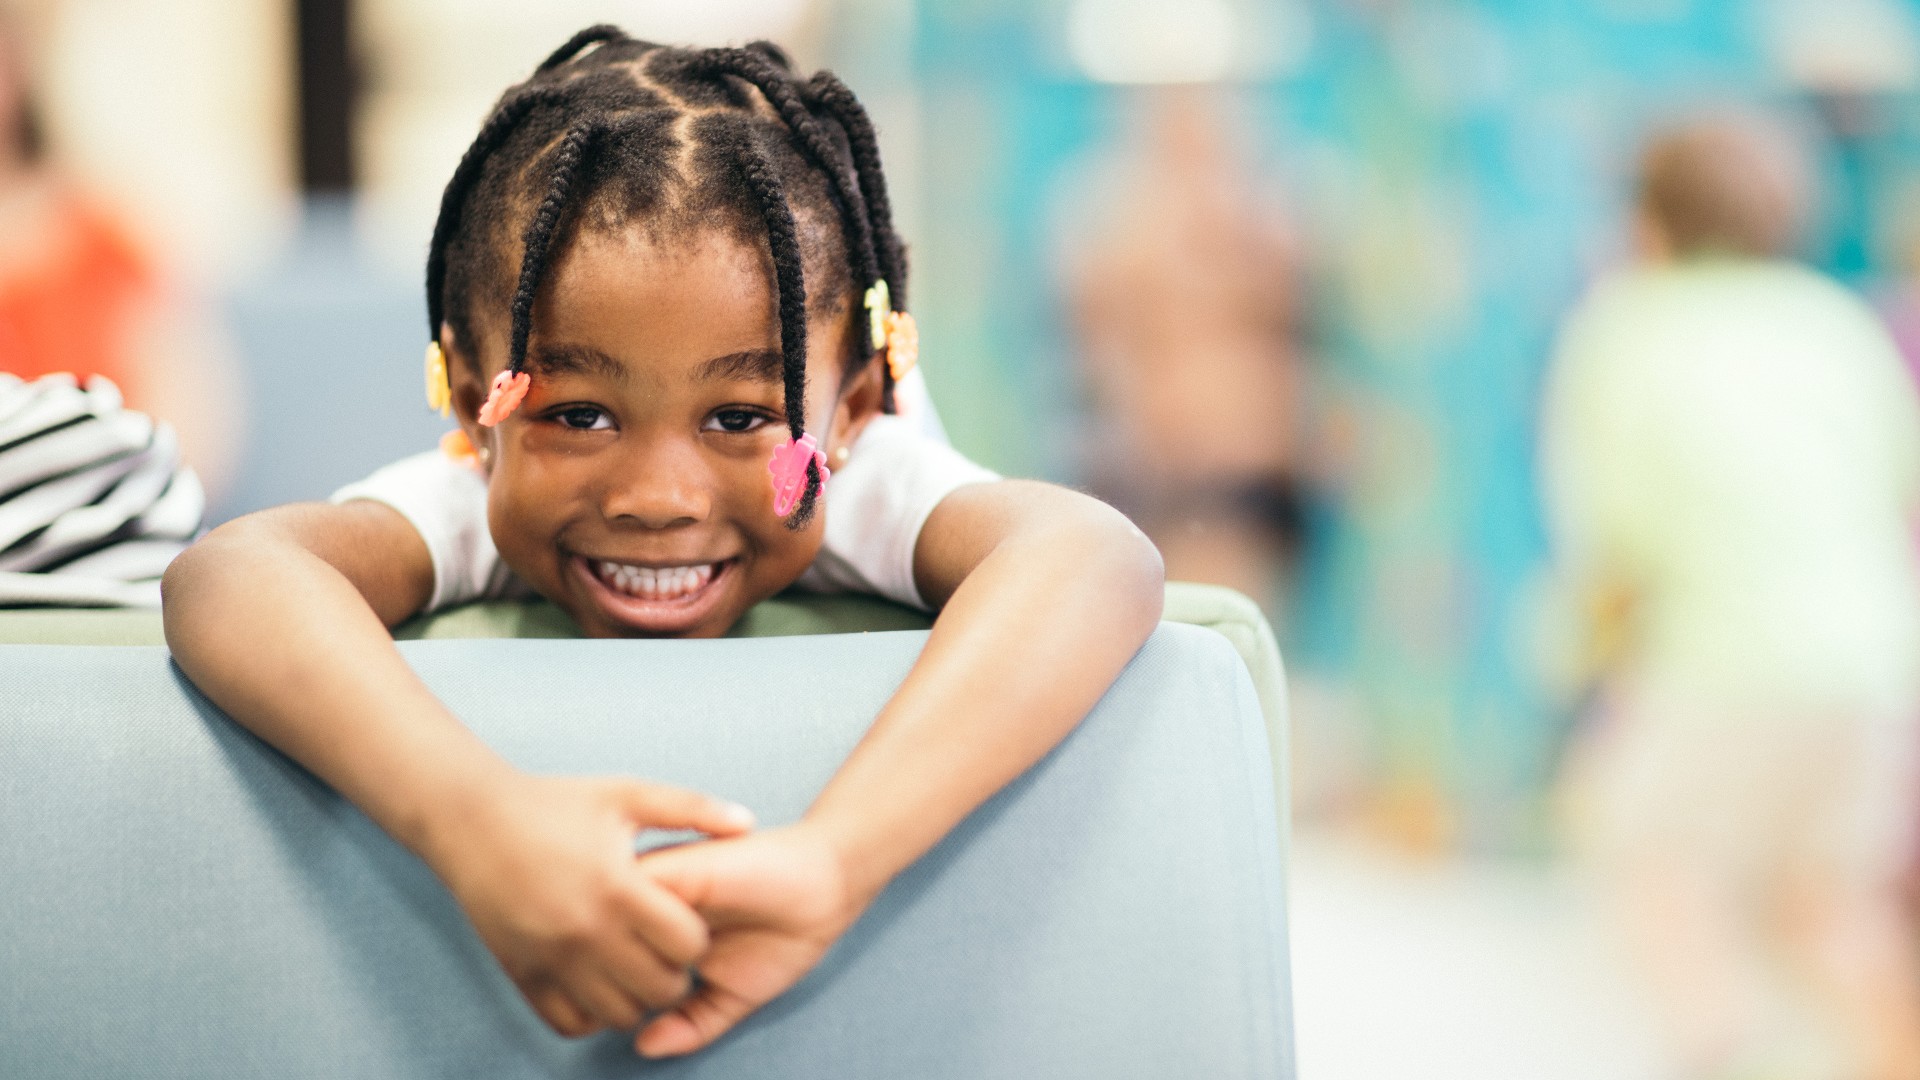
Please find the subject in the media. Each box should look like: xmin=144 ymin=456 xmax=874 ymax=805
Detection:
xmin=797 ymin=414 xmax=1000 ymax=610
xmin=328 ymin=451 xmax=528 ymax=612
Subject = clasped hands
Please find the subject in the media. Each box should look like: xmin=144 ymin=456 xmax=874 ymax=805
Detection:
xmin=426 ymin=773 xmax=870 ymax=1058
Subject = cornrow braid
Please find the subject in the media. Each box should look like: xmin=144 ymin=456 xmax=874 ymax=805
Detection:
xmin=537 ymin=24 xmax=627 ymax=73
xmin=805 ymin=70 xmax=911 ymax=411
xmin=688 ymin=48 xmax=882 ymax=316
xmin=805 ymin=71 xmax=908 ymax=309
xmin=735 ymin=132 xmax=822 ymax=527
xmin=506 ymin=120 xmax=603 ymax=377
xmin=425 ymin=85 xmax=567 ymax=340
xmin=743 ymin=39 xmax=794 ymax=70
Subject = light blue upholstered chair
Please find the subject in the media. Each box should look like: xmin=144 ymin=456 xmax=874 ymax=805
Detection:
xmin=0 ymin=588 xmax=1293 ymax=1079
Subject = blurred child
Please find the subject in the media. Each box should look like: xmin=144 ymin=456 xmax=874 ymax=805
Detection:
xmin=0 ymin=1 xmax=241 ymax=497
xmin=0 ymin=371 xmax=202 ymax=606
xmin=1544 ymin=115 xmax=1920 ymax=1080
xmin=162 ymin=29 xmax=1162 ymax=1057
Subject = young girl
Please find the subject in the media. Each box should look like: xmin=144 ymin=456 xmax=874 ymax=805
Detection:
xmin=161 ymin=27 xmax=1162 ymax=1059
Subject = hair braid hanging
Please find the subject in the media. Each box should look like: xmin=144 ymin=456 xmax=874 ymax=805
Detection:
xmin=426 ymin=86 xmax=567 ymax=340
xmin=507 ymin=120 xmax=603 ymax=375
xmin=690 ymin=48 xmax=883 ymax=297
xmin=736 ymin=135 xmax=822 ymax=528
xmin=805 ymin=71 xmax=907 ymax=309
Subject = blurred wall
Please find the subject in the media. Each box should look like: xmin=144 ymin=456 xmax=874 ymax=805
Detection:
xmin=910 ymin=0 xmax=1920 ymax=849
xmin=37 ymin=0 xmax=297 ymax=279
xmin=28 ymin=0 xmax=1920 ymax=848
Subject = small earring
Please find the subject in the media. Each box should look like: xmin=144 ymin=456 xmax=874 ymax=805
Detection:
xmin=478 ymin=445 xmax=492 ymax=464
xmin=833 ymin=444 xmax=851 ymax=467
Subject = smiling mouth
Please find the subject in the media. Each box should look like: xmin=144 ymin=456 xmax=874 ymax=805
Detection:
xmin=590 ymin=559 xmax=720 ymax=601
xmin=572 ymin=555 xmax=735 ymax=635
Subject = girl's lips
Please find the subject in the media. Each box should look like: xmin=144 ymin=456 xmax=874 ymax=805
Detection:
xmin=570 ymin=555 xmax=734 ymax=635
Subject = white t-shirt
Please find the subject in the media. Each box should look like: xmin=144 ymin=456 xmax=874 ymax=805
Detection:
xmin=330 ymin=402 xmax=998 ymax=614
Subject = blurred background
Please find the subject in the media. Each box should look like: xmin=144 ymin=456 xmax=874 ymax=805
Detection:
xmin=12 ymin=0 xmax=1920 ymax=1076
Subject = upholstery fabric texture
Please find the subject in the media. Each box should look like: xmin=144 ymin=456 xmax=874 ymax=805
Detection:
xmin=0 ymin=623 xmax=1293 ymax=1079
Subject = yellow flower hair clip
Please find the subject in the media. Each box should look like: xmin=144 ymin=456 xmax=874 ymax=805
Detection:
xmin=424 ymin=342 xmax=452 ymax=417
xmin=863 ymin=279 xmax=891 ymax=352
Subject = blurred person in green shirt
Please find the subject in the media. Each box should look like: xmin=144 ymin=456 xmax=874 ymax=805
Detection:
xmin=1544 ymin=116 xmax=1920 ymax=1080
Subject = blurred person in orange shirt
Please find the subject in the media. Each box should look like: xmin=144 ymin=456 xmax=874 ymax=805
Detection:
xmin=0 ymin=2 xmax=240 ymax=498
xmin=1062 ymin=88 xmax=1306 ymax=613
xmin=1544 ymin=116 xmax=1920 ymax=1080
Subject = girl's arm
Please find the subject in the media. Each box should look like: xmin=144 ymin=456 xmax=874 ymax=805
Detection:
xmin=162 ymin=502 xmax=752 ymax=1035
xmin=814 ymin=479 xmax=1164 ymax=893
xmin=635 ymin=480 xmax=1163 ymax=1056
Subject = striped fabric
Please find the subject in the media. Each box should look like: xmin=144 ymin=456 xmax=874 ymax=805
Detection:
xmin=0 ymin=373 xmax=204 ymax=607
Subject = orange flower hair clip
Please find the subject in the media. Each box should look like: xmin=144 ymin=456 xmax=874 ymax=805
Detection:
xmin=477 ymin=369 xmax=531 ymax=427
xmin=863 ymin=278 xmax=918 ymax=381
xmin=440 ymin=428 xmax=481 ymax=466
xmin=884 ymin=310 xmax=918 ymax=381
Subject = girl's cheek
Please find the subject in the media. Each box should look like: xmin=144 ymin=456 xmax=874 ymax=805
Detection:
xmin=487 ymin=451 xmax=584 ymax=540
xmin=502 ymin=432 xmax=601 ymax=490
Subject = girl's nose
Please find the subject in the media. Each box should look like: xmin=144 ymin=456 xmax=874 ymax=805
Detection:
xmin=599 ymin=437 xmax=711 ymax=529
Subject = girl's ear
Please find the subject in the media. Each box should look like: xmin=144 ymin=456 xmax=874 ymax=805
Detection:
xmin=829 ymin=356 xmax=886 ymax=457
xmin=441 ymin=324 xmax=493 ymax=465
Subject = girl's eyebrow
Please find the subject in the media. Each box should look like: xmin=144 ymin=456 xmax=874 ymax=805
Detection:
xmin=694 ymin=350 xmax=783 ymax=384
xmin=528 ymin=344 xmax=628 ymax=382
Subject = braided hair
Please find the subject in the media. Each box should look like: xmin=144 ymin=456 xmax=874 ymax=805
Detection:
xmin=427 ymin=27 xmax=913 ymax=527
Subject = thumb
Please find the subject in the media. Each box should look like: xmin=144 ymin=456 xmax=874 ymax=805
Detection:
xmin=613 ymin=780 xmax=755 ymax=837
xmin=635 ymin=980 xmax=758 ymax=1058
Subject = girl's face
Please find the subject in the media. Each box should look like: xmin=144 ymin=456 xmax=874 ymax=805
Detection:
xmin=447 ymin=227 xmax=881 ymax=639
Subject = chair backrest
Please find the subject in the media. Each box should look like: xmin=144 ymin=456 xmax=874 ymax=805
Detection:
xmin=0 ymin=625 xmax=1294 ymax=1079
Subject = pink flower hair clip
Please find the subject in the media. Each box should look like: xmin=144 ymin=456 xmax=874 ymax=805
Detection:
xmin=768 ymin=433 xmax=830 ymax=518
xmin=477 ymin=369 xmax=531 ymax=427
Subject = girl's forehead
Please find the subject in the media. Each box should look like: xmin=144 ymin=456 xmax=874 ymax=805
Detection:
xmin=523 ymin=225 xmax=850 ymax=389
xmin=537 ymin=227 xmax=778 ymax=360
xmin=560 ymin=225 xmax=766 ymax=289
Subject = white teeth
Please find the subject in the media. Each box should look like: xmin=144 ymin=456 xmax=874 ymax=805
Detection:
xmin=593 ymin=560 xmax=715 ymax=600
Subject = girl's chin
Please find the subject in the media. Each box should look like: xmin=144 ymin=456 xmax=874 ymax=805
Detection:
xmin=568 ymin=555 xmax=738 ymax=637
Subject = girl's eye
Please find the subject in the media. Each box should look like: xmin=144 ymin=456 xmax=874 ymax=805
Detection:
xmin=556 ymin=406 xmax=612 ymax=431
xmin=706 ymin=409 xmax=769 ymax=434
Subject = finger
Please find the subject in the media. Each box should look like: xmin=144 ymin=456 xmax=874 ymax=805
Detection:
xmin=596 ymin=926 xmax=696 ymax=1009
xmin=614 ymin=872 xmax=711 ymax=967
xmin=571 ymin=972 xmax=646 ymax=1032
xmin=531 ymin=985 xmax=600 ymax=1039
xmin=635 ymin=980 xmax=758 ymax=1058
xmin=616 ymin=782 xmax=755 ymax=838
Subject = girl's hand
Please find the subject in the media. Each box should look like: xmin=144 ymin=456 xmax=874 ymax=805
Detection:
xmin=631 ymin=825 xmax=869 ymax=1057
xmin=425 ymin=773 xmax=756 ymax=1037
